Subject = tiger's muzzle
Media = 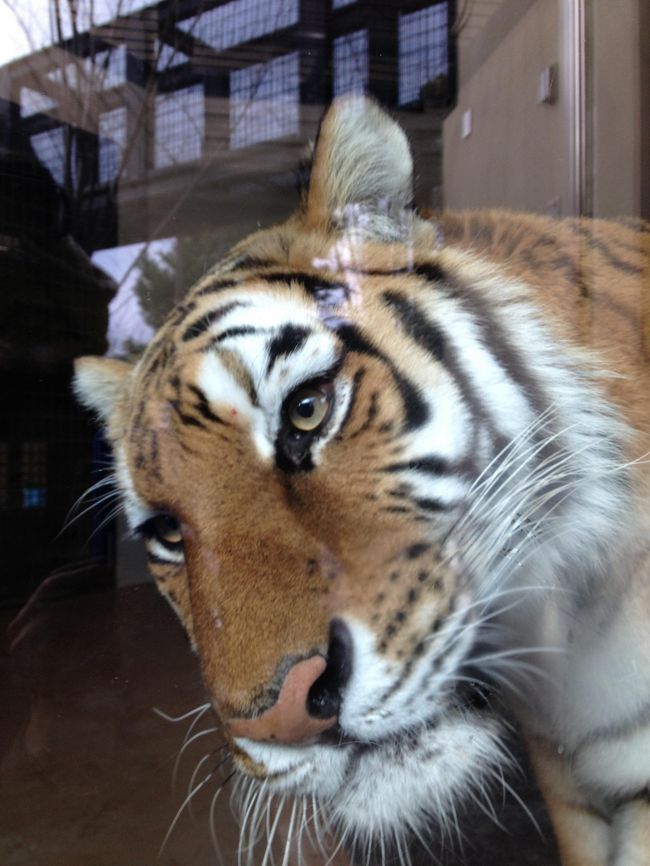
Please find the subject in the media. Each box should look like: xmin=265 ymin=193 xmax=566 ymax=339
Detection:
xmin=224 ymin=619 xmax=352 ymax=745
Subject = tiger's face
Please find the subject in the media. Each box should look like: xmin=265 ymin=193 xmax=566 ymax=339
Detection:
xmin=73 ymin=97 xmax=547 ymax=847
xmin=85 ymin=227 xmax=503 ymax=843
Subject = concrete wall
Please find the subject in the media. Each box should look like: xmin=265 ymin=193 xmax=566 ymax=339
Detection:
xmin=443 ymin=0 xmax=563 ymax=214
xmin=442 ymin=0 xmax=647 ymax=218
xmin=590 ymin=0 xmax=643 ymax=217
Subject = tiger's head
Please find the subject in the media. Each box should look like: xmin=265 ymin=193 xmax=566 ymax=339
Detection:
xmin=73 ymin=97 xmax=613 ymax=852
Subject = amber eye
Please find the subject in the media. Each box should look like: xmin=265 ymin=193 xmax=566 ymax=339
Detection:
xmin=147 ymin=514 xmax=183 ymax=549
xmin=286 ymin=387 xmax=332 ymax=432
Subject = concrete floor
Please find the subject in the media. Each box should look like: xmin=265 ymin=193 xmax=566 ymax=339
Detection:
xmin=1 ymin=578 xmax=559 ymax=866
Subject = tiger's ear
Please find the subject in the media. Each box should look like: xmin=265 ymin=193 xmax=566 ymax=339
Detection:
xmin=305 ymin=96 xmax=413 ymax=236
xmin=73 ymin=356 xmax=132 ymax=425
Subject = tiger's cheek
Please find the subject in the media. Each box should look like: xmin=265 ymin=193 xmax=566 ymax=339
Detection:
xmin=303 ymin=513 xmax=459 ymax=662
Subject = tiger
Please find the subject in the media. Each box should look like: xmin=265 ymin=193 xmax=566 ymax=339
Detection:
xmin=73 ymin=96 xmax=650 ymax=866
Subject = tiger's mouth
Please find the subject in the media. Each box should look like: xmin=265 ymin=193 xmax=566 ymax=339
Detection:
xmin=232 ymin=700 xmax=505 ymax=845
xmin=234 ymin=675 xmax=494 ymax=780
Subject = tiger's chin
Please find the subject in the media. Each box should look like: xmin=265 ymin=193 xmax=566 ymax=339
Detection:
xmin=233 ymin=711 xmax=505 ymax=850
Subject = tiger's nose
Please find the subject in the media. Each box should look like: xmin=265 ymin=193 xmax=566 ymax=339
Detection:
xmin=225 ymin=620 xmax=352 ymax=744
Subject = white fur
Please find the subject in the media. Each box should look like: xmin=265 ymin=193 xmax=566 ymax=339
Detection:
xmin=576 ymin=724 xmax=650 ymax=797
xmin=115 ymin=444 xmax=152 ymax=530
xmin=198 ymin=352 xmax=273 ymax=461
xmin=195 ymin=300 xmax=353 ymax=467
xmin=236 ymin=703 xmax=505 ymax=848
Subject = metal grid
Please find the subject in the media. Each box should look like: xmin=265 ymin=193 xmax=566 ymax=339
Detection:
xmin=154 ymin=84 xmax=204 ymax=169
xmin=155 ymin=40 xmax=190 ymax=71
xmin=333 ymin=29 xmax=368 ymax=97
xmin=398 ymin=2 xmax=448 ymax=105
xmin=98 ymin=106 xmax=127 ymax=183
xmin=179 ymin=0 xmax=298 ymax=53
xmin=230 ymin=51 xmax=300 ymax=149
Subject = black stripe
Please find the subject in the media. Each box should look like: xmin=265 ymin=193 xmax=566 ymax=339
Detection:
xmin=214 ymin=325 xmax=260 ymax=343
xmin=413 ymin=263 xmax=451 ymax=285
xmin=195 ymin=278 xmax=240 ymax=296
xmin=410 ymin=262 xmax=448 ymax=284
xmin=415 ymin=263 xmax=549 ymax=419
xmin=386 ymin=274 xmax=492 ymax=462
xmin=182 ymin=301 xmax=244 ymax=341
xmin=353 ymin=267 xmax=411 ymax=276
xmin=413 ymin=497 xmax=449 ymax=512
xmin=556 ymin=260 xmax=639 ymax=321
xmin=169 ymin=399 xmax=208 ymax=430
xmin=186 ymin=384 xmax=225 ymax=424
xmin=247 ymin=375 xmax=259 ymax=408
xmin=383 ymin=456 xmax=449 ymax=475
xmin=335 ymin=323 xmax=429 ymax=432
xmin=228 ymin=255 xmax=275 ymax=272
xmin=170 ymin=300 xmax=197 ymax=325
xmin=573 ymin=224 xmax=643 ymax=275
xmin=348 ymin=391 xmax=379 ymax=439
xmin=383 ymin=291 xmax=446 ymax=361
xmin=266 ymin=325 xmax=311 ymax=373
xmin=263 ymin=271 xmax=350 ymax=300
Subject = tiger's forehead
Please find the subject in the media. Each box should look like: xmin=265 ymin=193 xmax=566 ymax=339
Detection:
xmin=129 ymin=284 xmax=346 ymax=464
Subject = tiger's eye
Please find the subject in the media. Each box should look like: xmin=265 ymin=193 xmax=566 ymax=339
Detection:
xmin=287 ymin=388 xmax=331 ymax=432
xmin=151 ymin=514 xmax=182 ymax=546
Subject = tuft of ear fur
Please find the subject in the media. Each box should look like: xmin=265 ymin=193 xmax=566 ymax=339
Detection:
xmin=305 ymin=96 xmax=413 ymax=237
xmin=73 ymin=356 xmax=132 ymax=425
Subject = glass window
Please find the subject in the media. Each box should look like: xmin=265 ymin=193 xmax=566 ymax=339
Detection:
xmin=154 ymin=84 xmax=205 ymax=169
xmin=98 ymin=106 xmax=127 ymax=183
xmin=398 ymin=2 xmax=449 ymax=106
xmin=178 ymin=0 xmax=299 ymax=53
xmin=90 ymin=44 xmax=127 ymax=90
xmin=1 ymin=3 xmax=648 ymax=866
xmin=30 ymin=127 xmax=68 ymax=186
xmin=154 ymin=39 xmax=190 ymax=71
xmin=333 ymin=29 xmax=369 ymax=97
xmin=230 ymin=51 xmax=300 ymax=149
xmin=20 ymin=86 xmax=56 ymax=118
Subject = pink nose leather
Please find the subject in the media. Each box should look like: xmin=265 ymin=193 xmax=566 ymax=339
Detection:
xmin=225 ymin=655 xmax=337 ymax=744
